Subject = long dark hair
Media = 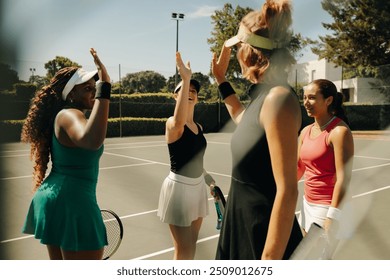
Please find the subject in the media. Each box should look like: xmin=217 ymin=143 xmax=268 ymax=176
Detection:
xmin=21 ymin=67 xmax=78 ymax=191
xmin=312 ymin=79 xmax=350 ymax=126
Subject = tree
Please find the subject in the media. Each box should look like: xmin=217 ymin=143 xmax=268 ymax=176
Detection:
xmin=165 ymin=75 xmax=176 ymax=93
xmin=311 ymin=0 xmax=390 ymax=78
xmin=208 ymin=4 xmax=253 ymax=80
xmin=29 ymin=75 xmax=49 ymax=91
xmin=190 ymin=72 xmax=212 ymax=101
xmin=44 ymin=56 xmax=80 ymax=80
xmin=165 ymin=72 xmax=214 ymax=100
xmin=0 ymin=63 xmax=19 ymax=90
xmin=121 ymin=70 xmax=166 ymax=94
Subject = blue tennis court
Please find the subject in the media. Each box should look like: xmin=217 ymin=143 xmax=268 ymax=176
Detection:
xmin=0 ymin=131 xmax=389 ymax=260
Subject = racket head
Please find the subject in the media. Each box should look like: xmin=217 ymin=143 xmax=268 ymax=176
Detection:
xmin=101 ymin=209 xmax=124 ymax=260
xmin=213 ymin=186 xmax=226 ymax=207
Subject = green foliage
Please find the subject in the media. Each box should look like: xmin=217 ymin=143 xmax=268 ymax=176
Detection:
xmin=208 ymin=3 xmax=253 ymax=80
xmin=44 ymin=56 xmax=80 ymax=80
xmin=312 ymin=0 xmax=390 ymax=77
xmin=0 ymin=120 xmax=24 ymax=142
xmin=1 ymin=104 xmax=389 ymax=142
xmin=121 ymin=70 xmax=166 ymax=94
xmin=107 ymin=117 xmax=167 ymax=137
xmin=0 ymin=63 xmax=19 ymax=90
xmin=111 ymin=93 xmax=174 ymax=103
xmin=14 ymin=83 xmax=37 ymax=101
xmin=29 ymin=75 xmax=49 ymax=90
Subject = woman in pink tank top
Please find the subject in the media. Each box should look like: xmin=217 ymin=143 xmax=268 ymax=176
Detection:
xmin=297 ymin=79 xmax=354 ymax=235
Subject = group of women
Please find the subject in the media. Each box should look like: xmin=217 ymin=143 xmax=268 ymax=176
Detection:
xmin=21 ymin=0 xmax=354 ymax=260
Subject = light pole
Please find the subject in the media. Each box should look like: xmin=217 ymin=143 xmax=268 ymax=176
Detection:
xmin=29 ymin=68 xmax=36 ymax=83
xmin=171 ymin=12 xmax=184 ymax=86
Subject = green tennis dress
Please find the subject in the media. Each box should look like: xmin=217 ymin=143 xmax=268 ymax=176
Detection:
xmin=22 ymin=134 xmax=107 ymax=251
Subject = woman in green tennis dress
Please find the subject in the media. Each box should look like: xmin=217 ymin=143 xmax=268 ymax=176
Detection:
xmin=21 ymin=48 xmax=111 ymax=260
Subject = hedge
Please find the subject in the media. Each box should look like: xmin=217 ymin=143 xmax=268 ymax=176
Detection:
xmin=1 ymin=103 xmax=389 ymax=143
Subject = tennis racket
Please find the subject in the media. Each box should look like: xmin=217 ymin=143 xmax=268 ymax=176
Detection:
xmin=212 ymin=186 xmax=226 ymax=230
xmin=101 ymin=209 xmax=124 ymax=260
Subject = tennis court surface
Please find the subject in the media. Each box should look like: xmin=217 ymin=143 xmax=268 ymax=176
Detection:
xmin=1 ymin=131 xmax=389 ymax=260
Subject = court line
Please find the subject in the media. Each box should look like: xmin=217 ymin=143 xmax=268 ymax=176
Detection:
xmin=2 ymin=158 xmax=389 ymax=181
xmin=100 ymin=162 xmax=156 ymax=170
xmin=1 ymin=182 xmax=388 ymax=246
xmin=0 ymin=140 xmax=227 ymax=157
xmin=352 ymin=185 xmax=390 ymax=198
xmin=104 ymin=141 xmax=165 ymax=147
xmin=352 ymin=162 xmax=390 ymax=172
xmin=130 ymin=187 xmax=390 ymax=260
xmin=0 ymin=153 xmax=30 ymax=158
xmin=131 ymin=234 xmax=220 ymax=260
xmin=104 ymin=144 xmax=166 ymax=151
xmin=354 ymin=155 xmax=390 ymax=161
xmin=2 ymin=145 xmax=389 ymax=247
xmin=0 ymin=198 xmax=222 ymax=244
xmin=103 ymin=152 xmax=168 ymax=166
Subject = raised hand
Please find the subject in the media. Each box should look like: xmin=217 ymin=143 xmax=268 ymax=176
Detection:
xmin=176 ymin=52 xmax=192 ymax=82
xmin=90 ymin=48 xmax=110 ymax=83
xmin=211 ymin=44 xmax=232 ymax=84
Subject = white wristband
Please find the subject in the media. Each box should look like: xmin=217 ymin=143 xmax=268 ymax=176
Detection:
xmin=326 ymin=206 xmax=341 ymax=220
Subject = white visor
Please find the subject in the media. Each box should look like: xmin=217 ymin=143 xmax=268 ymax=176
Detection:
xmin=225 ymin=24 xmax=278 ymax=50
xmin=62 ymin=68 xmax=99 ymax=100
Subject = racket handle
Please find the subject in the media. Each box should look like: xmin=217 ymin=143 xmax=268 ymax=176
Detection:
xmin=214 ymin=200 xmax=223 ymax=230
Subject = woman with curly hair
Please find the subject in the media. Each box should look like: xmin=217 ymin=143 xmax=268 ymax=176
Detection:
xmin=21 ymin=48 xmax=111 ymax=260
xmin=211 ymin=0 xmax=303 ymax=259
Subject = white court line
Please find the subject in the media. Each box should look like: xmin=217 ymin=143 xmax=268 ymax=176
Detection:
xmin=130 ymin=185 xmax=390 ymax=260
xmin=0 ymin=140 xmax=226 ymax=157
xmin=103 ymin=152 xmax=168 ymax=166
xmin=104 ymin=141 xmax=165 ymax=147
xmin=131 ymin=234 xmax=220 ymax=260
xmin=104 ymin=144 xmax=166 ymax=151
xmin=100 ymin=162 xmax=156 ymax=170
xmin=354 ymin=155 xmax=390 ymax=161
xmin=0 ymin=153 xmax=30 ymax=158
xmin=352 ymin=162 xmax=390 ymax=172
xmin=352 ymin=185 xmax=390 ymax=198
xmin=2 ymin=150 xmax=390 ymax=248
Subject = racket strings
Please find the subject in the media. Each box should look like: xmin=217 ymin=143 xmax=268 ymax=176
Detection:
xmin=101 ymin=210 xmax=123 ymax=259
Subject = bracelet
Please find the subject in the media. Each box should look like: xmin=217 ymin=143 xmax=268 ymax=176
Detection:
xmin=95 ymin=81 xmax=111 ymax=100
xmin=326 ymin=206 xmax=341 ymax=220
xmin=218 ymin=81 xmax=235 ymax=100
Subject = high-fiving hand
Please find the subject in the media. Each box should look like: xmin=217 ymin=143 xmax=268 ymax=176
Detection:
xmin=90 ymin=48 xmax=110 ymax=83
xmin=176 ymin=52 xmax=192 ymax=82
xmin=211 ymin=44 xmax=232 ymax=85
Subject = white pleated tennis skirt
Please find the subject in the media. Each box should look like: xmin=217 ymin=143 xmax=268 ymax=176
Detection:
xmin=298 ymin=196 xmax=329 ymax=231
xmin=157 ymin=171 xmax=209 ymax=227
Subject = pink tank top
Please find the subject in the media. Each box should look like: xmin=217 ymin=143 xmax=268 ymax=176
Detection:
xmin=299 ymin=117 xmax=341 ymax=205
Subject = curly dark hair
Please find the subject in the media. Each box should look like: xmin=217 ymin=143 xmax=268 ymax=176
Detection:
xmin=21 ymin=67 xmax=78 ymax=191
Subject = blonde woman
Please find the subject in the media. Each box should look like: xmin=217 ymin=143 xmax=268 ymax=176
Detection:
xmin=212 ymin=0 xmax=303 ymax=260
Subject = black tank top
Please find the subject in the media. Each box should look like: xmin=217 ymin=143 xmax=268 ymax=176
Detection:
xmin=231 ymin=83 xmax=298 ymax=199
xmin=168 ymin=123 xmax=206 ymax=178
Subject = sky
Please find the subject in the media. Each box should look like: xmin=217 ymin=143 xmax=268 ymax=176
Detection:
xmin=1 ymin=0 xmax=333 ymax=82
